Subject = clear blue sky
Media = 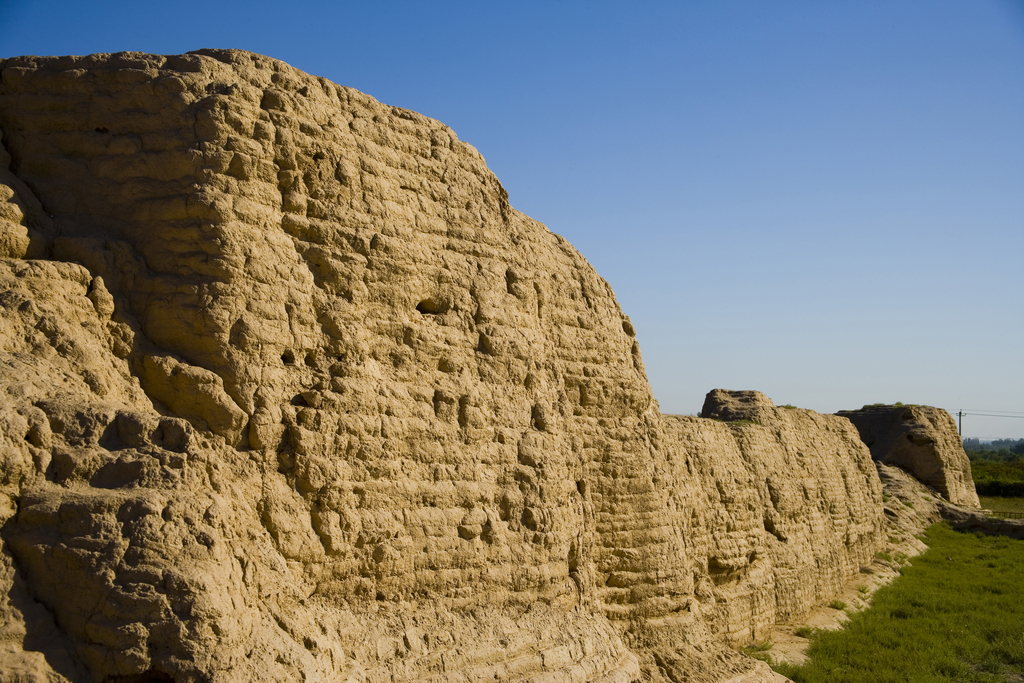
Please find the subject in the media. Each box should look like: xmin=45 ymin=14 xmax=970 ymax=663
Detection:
xmin=2 ymin=1 xmax=1022 ymax=438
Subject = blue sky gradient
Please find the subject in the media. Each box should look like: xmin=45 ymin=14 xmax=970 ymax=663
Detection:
xmin=1 ymin=0 xmax=1021 ymax=437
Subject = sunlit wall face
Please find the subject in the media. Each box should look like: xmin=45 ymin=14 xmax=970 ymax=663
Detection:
xmin=1 ymin=0 xmax=1021 ymax=437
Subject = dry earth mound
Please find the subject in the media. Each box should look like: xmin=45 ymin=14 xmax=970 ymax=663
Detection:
xmin=0 ymin=50 xmax=886 ymax=683
xmin=837 ymin=404 xmax=979 ymax=507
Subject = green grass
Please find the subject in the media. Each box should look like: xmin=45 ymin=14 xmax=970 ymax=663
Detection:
xmin=979 ymin=496 xmax=1024 ymax=514
xmin=971 ymin=460 xmax=1024 ymax=484
xmin=742 ymin=641 xmax=774 ymax=662
xmin=771 ymin=523 xmax=1024 ymax=683
xmin=971 ymin=460 xmax=1024 ymax=496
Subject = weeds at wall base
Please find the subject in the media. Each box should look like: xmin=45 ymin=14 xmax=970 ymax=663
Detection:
xmin=771 ymin=523 xmax=1024 ymax=683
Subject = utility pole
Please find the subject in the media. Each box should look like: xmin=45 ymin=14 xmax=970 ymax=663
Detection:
xmin=957 ymin=410 xmax=963 ymax=436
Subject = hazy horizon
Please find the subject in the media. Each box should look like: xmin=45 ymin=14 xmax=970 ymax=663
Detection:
xmin=2 ymin=0 xmax=1021 ymax=438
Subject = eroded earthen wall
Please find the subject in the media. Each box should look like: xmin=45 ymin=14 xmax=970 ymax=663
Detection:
xmin=837 ymin=404 xmax=979 ymax=507
xmin=663 ymin=394 xmax=883 ymax=644
xmin=0 ymin=50 xmax=885 ymax=683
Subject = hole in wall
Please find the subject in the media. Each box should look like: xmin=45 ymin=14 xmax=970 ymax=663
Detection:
xmin=416 ymin=298 xmax=446 ymax=315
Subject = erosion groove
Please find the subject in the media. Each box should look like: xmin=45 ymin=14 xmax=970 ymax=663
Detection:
xmin=0 ymin=50 xmax=971 ymax=683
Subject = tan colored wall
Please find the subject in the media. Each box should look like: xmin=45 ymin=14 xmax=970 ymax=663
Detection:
xmin=837 ymin=405 xmax=979 ymax=507
xmin=0 ymin=51 xmax=886 ymax=683
xmin=661 ymin=392 xmax=883 ymax=644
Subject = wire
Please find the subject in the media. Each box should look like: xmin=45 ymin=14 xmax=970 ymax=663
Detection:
xmin=961 ymin=412 xmax=1024 ymax=419
xmin=961 ymin=409 xmax=1024 ymax=416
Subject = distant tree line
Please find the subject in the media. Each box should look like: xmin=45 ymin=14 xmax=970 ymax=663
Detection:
xmin=963 ymin=437 xmax=1024 ymax=453
xmin=963 ymin=438 xmax=1024 ymax=463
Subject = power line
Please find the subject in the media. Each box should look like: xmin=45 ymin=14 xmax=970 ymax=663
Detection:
xmin=961 ymin=409 xmax=1024 ymax=416
xmin=955 ymin=409 xmax=1024 ymax=436
xmin=961 ymin=412 xmax=1024 ymax=419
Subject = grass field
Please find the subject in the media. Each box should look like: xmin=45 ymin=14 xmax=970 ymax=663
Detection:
xmin=979 ymin=496 xmax=1024 ymax=514
xmin=971 ymin=460 xmax=1024 ymax=483
xmin=971 ymin=460 xmax=1024 ymax=497
xmin=771 ymin=523 xmax=1024 ymax=683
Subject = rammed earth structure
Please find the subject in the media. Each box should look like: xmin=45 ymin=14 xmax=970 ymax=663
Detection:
xmin=0 ymin=50 xmax=972 ymax=683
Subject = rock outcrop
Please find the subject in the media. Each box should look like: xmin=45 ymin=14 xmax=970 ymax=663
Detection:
xmin=0 ymin=50 xmax=888 ymax=683
xmin=837 ymin=404 xmax=979 ymax=507
xmin=700 ymin=389 xmax=775 ymax=423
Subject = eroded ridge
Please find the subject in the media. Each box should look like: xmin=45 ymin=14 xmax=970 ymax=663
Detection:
xmin=0 ymin=51 xmax=889 ymax=683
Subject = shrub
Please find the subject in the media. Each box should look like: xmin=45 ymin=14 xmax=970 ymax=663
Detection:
xmin=795 ymin=626 xmax=816 ymax=639
xmin=742 ymin=642 xmax=774 ymax=662
xmin=970 ymin=459 xmax=1024 ymax=497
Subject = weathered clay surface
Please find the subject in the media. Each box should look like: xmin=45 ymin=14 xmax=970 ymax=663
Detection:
xmin=700 ymin=389 xmax=775 ymax=423
xmin=663 ymin=394 xmax=882 ymax=644
xmin=0 ymin=50 xmax=890 ymax=683
xmin=0 ymin=130 xmax=45 ymax=260
xmin=837 ymin=405 xmax=979 ymax=507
